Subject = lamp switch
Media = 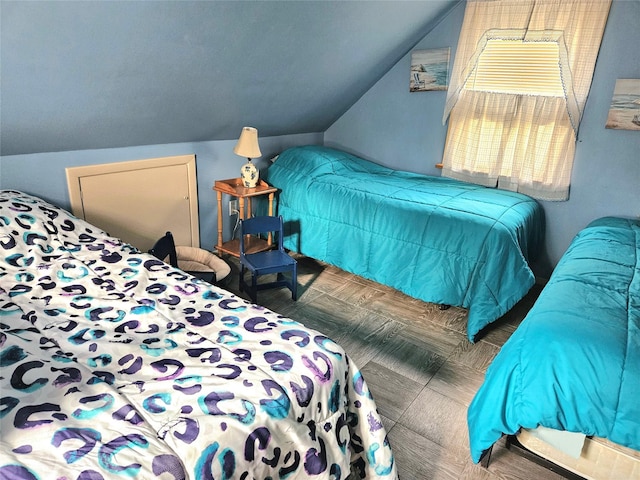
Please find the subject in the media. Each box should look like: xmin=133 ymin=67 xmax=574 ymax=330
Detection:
xmin=229 ymin=200 xmax=238 ymax=216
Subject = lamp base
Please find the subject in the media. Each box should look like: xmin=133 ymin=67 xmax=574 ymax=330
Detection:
xmin=241 ymin=160 xmax=259 ymax=188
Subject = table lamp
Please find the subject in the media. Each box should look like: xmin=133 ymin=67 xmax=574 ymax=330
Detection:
xmin=234 ymin=126 xmax=262 ymax=188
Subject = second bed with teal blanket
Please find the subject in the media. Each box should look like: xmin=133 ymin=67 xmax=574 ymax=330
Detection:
xmin=267 ymin=146 xmax=544 ymax=341
xmin=467 ymin=216 xmax=640 ymax=463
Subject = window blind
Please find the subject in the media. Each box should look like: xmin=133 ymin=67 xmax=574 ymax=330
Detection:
xmin=465 ymin=39 xmax=564 ymax=97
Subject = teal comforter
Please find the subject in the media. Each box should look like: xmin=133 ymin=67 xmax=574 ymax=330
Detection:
xmin=266 ymin=146 xmax=543 ymax=341
xmin=468 ymin=216 xmax=640 ymax=463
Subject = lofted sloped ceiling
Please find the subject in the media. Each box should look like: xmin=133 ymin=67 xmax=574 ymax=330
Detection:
xmin=0 ymin=0 xmax=458 ymax=156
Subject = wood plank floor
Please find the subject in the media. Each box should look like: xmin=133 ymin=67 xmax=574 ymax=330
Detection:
xmin=219 ymin=253 xmax=565 ymax=480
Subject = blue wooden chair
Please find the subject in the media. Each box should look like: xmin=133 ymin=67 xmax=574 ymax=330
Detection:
xmin=239 ymin=215 xmax=297 ymax=303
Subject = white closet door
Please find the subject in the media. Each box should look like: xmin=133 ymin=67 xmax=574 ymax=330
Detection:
xmin=66 ymin=155 xmax=199 ymax=252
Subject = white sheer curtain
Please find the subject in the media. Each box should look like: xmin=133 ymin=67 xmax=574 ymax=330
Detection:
xmin=442 ymin=0 xmax=611 ymax=201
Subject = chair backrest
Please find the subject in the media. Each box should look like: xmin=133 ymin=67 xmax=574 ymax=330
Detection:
xmin=239 ymin=216 xmax=284 ymax=254
xmin=148 ymin=231 xmax=178 ymax=267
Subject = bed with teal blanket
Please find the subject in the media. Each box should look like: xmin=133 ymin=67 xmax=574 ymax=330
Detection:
xmin=266 ymin=146 xmax=543 ymax=341
xmin=467 ymin=216 xmax=640 ymax=464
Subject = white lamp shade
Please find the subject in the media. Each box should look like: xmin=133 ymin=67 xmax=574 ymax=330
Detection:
xmin=233 ymin=127 xmax=262 ymax=159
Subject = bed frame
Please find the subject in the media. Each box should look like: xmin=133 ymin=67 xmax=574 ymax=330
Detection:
xmin=481 ymin=436 xmax=586 ymax=479
xmin=482 ymin=431 xmax=640 ymax=480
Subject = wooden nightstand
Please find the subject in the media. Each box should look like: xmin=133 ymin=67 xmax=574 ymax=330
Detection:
xmin=213 ymin=178 xmax=278 ymax=257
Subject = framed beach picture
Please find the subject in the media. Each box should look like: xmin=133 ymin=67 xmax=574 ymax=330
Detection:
xmin=410 ymin=48 xmax=450 ymax=92
xmin=605 ymin=78 xmax=640 ymax=131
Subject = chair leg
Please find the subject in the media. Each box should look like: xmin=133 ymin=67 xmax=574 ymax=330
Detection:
xmin=292 ymin=263 xmax=297 ymax=301
xmin=239 ymin=264 xmax=245 ymax=293
xmin=250 ymin=273 xmax=258 ymax=303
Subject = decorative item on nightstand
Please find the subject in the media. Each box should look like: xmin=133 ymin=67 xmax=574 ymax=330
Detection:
xmin=234 ymin=126 xmax=262 ymax=188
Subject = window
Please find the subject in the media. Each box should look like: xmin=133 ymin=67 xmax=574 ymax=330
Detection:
xmin=441 ymin=0 xmax=611 ymax=201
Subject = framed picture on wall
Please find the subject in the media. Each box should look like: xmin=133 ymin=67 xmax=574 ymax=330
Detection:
xmin=410 ymin=48 xmax=450 ymax=92
xmin=605 ymin=78 xmax=640 ymax=131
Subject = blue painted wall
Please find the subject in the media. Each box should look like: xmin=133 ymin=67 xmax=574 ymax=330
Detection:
xmin=326 ymin=0 xmax=640 ymax=278
xmin=0 ymin=132 xmax=322 ymax=251
xmin=1 ymin=1 xmax=638 ymax=278
xmin=1 ymin=1 xmax=454 ymax=156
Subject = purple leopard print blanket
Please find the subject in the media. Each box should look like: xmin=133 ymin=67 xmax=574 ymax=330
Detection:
xmin=0 ymin=190 xmax=397 ymax=480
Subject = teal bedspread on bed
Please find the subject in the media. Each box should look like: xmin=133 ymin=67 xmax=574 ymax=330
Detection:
xmin=266 ymin=146 xmax=543 ymax=341
xmin=467 ymin=216 xmax=640 ymax=463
